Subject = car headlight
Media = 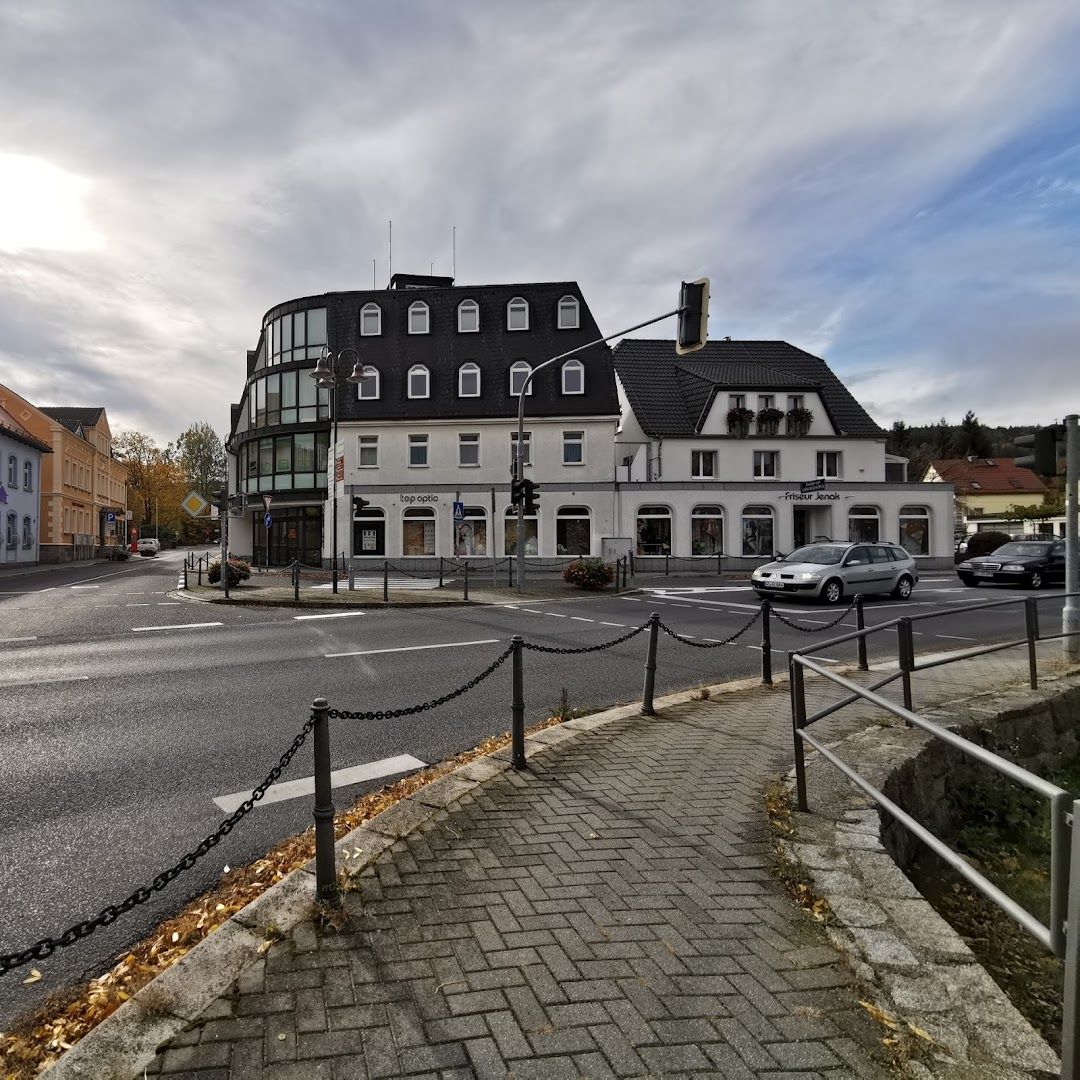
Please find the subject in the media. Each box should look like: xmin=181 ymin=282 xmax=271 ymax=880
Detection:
xmin=798 ymin=572 xmax=821 ymax=580
xmin=1003 ymin=564 xmax=1026 ymax=571
xmin=958 ymin=561 xmax=973 ymax=570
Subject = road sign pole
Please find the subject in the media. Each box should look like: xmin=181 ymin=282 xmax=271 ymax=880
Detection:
xmin=1065 ymin=414 xmax=1079 ymax=660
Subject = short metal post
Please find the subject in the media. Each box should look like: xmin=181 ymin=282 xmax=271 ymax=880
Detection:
xmin=507 ymin=557 xmax=513 ymax=589
xmin=856 ymin=595 xmax=868 ymax=671
xmin=1024 ymin=596 xmax=1040 ymax=689
xmin=623 ymin=556 xmax=628 ymax=589
xmin=630 ymin=552 xmax=635 ymax=577
xmin=717 ymin=552 xmax=722 ymax=576
xmin=665 ymin=552 xmax=669 ymax=576
xmin=760 ymin=599 xmax=773 ymax=685
xmin=348 ymin=560 xmax=355 ymax=591
xmin=642 ymin=612 xmax=660 ymax=715
xmin=897 ymin=617 xmax=915 ymax=718
xmin=790 ymin=656 xmax=809 ymax=812
xmin=511 ymin=636 xmax=526 ymax=769
xmin=292 ymin=560 xmax=299 ymax=601
xmin=223 ymin=556 xmax=230 ymax=600
xmin=438 ymin=556 xmax=444 ymax=588
xmin=183 ymin=565 xmax=188 ymax=589
xmin=383 ymin=560 xmax=389 ymax=603
xmin=463 ymin=560 xmax=469 ymax=601
xmin=311 ymin=697 xmax=338 ymax=903
xmin=197 ymin=558 xmax=202 ymax=586
xmin=1060 ymin=798 xmax=1080 ymax=1077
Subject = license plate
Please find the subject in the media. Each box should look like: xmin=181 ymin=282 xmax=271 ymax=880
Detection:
xmin=761 ymin=581 xmax=785 ymax=589
xmin=974 ymin=571 xmax=993 ymax=578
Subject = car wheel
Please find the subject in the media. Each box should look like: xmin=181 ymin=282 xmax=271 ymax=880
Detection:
xmin=892 ymin=575 xmax=914 ymax=600
xmin=1028 ymin=570 xmax=1044 ymax=590
xmin=959 ymin=575 xmax=979 ymax=586
xmin=821 ymin=578 xmax=844 ymax=605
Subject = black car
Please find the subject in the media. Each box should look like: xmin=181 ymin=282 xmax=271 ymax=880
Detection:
xmin=957 ymin=540 xmax=1066 ymax=589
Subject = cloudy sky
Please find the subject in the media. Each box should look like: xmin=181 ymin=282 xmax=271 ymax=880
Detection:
xmin=1 ymin=0 xmax=1079 ymax=445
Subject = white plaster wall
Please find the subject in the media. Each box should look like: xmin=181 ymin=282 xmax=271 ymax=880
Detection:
xmin=1 ymin=434 xmax=42 ymax=564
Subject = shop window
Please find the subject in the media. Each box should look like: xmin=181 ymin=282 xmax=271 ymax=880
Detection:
xmin=402 ymin=508 xmax=436 ymax=556
xmin=507 ymin=297 xmax=529 ymax=331
xmin=504 ymin=506 xmax=538 ymax=555
xmin=557 ymin=295 xmax=580 ymax=329
xmin=899 ymin=505 xmax=930 ymax=556
xmin=360 ymin=303 xmax=382 ymax=336
xmin=691 ymin=505 xmax=723 ymax=555
xmin=458 ymin=299 xmax=479 ymax=333
xmin=354 ymin=507 xmax=385 ymax=556
xmin=454 ymin=506 xmax=488 ymax=556
xmin=741 ymin=505 xmax=774 ymax=556
xmin=556 ymin=506 xmax=590 ymax=556
xmin=692 ymin=450 xmax=716 ymax=479
xmin=848 ymin=505 xmax=881 ymax=543
xmin=636 ymin=505 xmax=672 ymax=556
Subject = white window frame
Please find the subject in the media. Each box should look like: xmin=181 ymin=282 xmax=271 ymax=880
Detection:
xmin=561 ymin=359 xmax=584 ymax=395
xmin=356 ymin=366 xmax=380 ymax=401
xmin=6 ymin=455 xmax=16 ymax=487
xmin=816 ymin=450 xmax=842 ymax=479
xmin=691 ymin=449 xmax=717 ymax=479
xmin=557 ymin=295 xmax=580 ymax=329
xmin=757 ymin=394 xmax=775 ymax=411
xmin=458 ymin=433 xmax=481 ymax=468
xmin=458 ymin=363 xmax=481 ymax=397
xmin=787 ymin=394 xmax=805 ymax=410
xmin=21 ymin=515 xmax=32 ymax=548
xmin=358 ymin=434 xmax=379 ymax=468
xmin=22 ymin=460 xmax=32 ymax=491
xmin=408 ymin=300 xmax=430 ymax=335
xmin=407 ymin=434 xmax=429 ymax=468
xmin=506 ymin=297 xmax=529 ymax=331
xmin=407 ymin=364 xmax=430 ymax=399
xmin=360 ymin=302 xmax=382 ymax=336
xmin=562 ymin=431 xmax=585 ymax=465
xmin=753 ymin=450 xmax=780 ymax=479
xmin=728 ymin=394 xmax=746 ymax=411
xmin=509 ymin=361 xmax=533 ymax=397
xmin=510 ymin=431 xmax=532 ymax=467
xmin=457 ymin=299 xmax=479 ymax=333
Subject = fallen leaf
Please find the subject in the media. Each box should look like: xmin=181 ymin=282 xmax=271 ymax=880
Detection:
xmin=907 ymin=1021 xmax=936 ymax=1043
xmin=859 ymin=999 xmax=899 ymax=1030
xmin=23 ymin=969 xmax=41 ymax=984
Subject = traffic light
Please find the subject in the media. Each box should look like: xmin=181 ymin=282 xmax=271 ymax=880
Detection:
xmin=511 ymin=478 xmax=524 ymax=507
xmin=523 ymin=479 xmax=540 ymax=515
xmin=352 ymin=495 xmax=371 ymax=516
xmin=676 ymin=277 xmax=710 ymax=356
xmin=1015 ymin=425 xmax=1064 ymax=477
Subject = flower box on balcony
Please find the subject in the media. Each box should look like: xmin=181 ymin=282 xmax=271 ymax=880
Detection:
xmin=786 ymin=406 xmax=814 ymax=436
xmin=727 ymin=406 xmax=755 ymax=437
xmin=756 ymin=407 xmax=784 ymax=436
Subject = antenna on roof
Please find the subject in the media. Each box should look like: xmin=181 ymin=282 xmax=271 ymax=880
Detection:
xmin=430 ymin=261 xmax=434 ymax=275
xmin=452 ymin=225 xmax=456 ymax=281
xmin=388 ymin=220 xmax=392 ymax=282
xmin=372 ymin=259 xmax=376 ymax=289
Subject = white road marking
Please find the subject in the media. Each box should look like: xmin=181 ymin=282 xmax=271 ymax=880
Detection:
xmin=1 ymin=674 xmax=90 ymax=687
xmin=126 ymin=603 xmax=151 ymax=607
xmin=213 ymin=754 xmax=427 ymax=813
xmin=132 ymin=621 xmax=223 ymax=633
xmin=936 ymin=634 xmax=977 ymax=641
xmin=294 ymin=611 xmax=367 ymax=621
xmin=545 ymin=612 xmax=567 ymax=618
xmin=621 ymin=597 xmax=644 ymax=602
xmin=599 ymin=622 xmax=626 ymax=628
xmin=522 ymin=609 xmax=545 ymax=614
xmin=569 ymin=616 xmax=593 ymax=622
xmin=70 ymin=585 xmax=100 ymax=590
xmin=0 ymin=636 xmax=37 ymax=643
xmin=158 ymin=602 xmax=181 ymax=606
xmin=324 ymin=638 xmax=500 ymax=659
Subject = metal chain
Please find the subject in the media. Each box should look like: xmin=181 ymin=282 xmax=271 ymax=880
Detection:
xmin=521 ymin=621 xmax=648 ymax=655
xmin=770 ymin=596 xmax=857 ymax=633
xmin=658 ymin=608 xmax=761 ymax=649
xmin=383 ymin=560 xmax=434 ymax=580
xmin=329 ymin=644 xmax=514 ymax=720
xmin=0 ymin=718 xmax=315 ymax=977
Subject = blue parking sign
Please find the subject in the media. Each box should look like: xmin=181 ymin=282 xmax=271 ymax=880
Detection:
xmin=264 ymin=513 xmax=273 ymax=528
xmin=453 ymin=501 xmax=465 ymax=521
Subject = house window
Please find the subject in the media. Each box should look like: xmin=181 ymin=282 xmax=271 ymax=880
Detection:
xmin=358 ymin=435 xmax=378 ymax=468
xmin=458 ymin=363 xmax=481 ymax=397
xmin=691 ymin=450 xmax=717 ymax=479
xmin=506 ymin=297 xmax=529 ymax=331
xmin=556 ymin=506 xmax=591 ymax=555
xmin=899 ymin=505 xmax=930 ymax=556
xmin=816 ymin=451 xmax=841 ymax=478
xmin=753 ymin=450 xmax=779 ymax=479
xmin=742 ymin=505 xmax=775 ymax=556
xmin=454 ymin=506 xmax=488 ymax=556
xmin=408 ymin=365 xmax=430 ymax=399
xmin=408 ymin=434 xmax=429 ymax=467
xmin=635 ymin=505 xmax=672 ymax=556
xmin=267 ymin=306 xmax=327 ymax=364
xmin=561 ymin=359 xmax=584 ymax=394
xmin=848 ymin=505 xmax=880 ymax=543
xmin=22 ymin=460 xmax=32 ymax=491
xmin=22 ymin=515 xmax=32 ymax=548
xmin=729 ymin=394 xmax=746 ymax=411
xmin=562 ymin=431 xmax=584 ymax=465
xmin=787 ymin=394 xmax=805 ymax=411
xmin=408 ymin=301 xmax=429 ymax=334
xmin=509 ymin=361 xmax=533 ymax=396
xmin=691 ymin=505 xmax=723 ymax=555
xmin=459 ymin=433 xmax=480 ymax=467
xmin=5 ymin=511 xmax=16 ymax=548
xmin=758 ymin=395 xmax=775 ymax=410
xmin=360 ymin=303 xmax=382 ymax=336
xmin=402 ymin=507 xmax=436 ymax=556
xmin=557 ymin=295 xmax=580 ymax=329
xmin=504 ymin=506 xmax=538 ymax=555
xmin=457 ymin=299 xmax=479 ymax=333
xmin=356 ymin=366 xmax=380 ymax=400
xmin=510 ymin=431 xmax=532 ymax=467
xmin=6 ymin=455 xmax=16 ymax=487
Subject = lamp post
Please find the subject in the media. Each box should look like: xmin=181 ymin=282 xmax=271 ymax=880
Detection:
xmin=309 ymin=346 xmax=365 ymax=593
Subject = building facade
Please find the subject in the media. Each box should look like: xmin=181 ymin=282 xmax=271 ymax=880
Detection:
xmin=924 ymin=457 xmax=1048 ymax=529
xmin=0 ymin=402 xmax=51 ymax=566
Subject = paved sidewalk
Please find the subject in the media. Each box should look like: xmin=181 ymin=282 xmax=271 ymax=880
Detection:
xmin=141 ymin=687 xmax=890 ymax=1079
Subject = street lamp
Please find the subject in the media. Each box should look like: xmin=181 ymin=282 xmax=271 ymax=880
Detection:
xmin=309 ymin=346 xmax=365 ymax=593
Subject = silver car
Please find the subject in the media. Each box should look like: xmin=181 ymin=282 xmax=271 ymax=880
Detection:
xmin=751 ymin=541 xmax=918 ymax=604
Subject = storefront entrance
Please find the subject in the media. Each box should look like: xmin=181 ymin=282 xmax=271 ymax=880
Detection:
xmin=252 ymin=506 xmax=322 ymax=566
xmin=793 ymin=506 xmax=833 ymax=549
xmin=353 ymin=510 xmax=386 ymax=557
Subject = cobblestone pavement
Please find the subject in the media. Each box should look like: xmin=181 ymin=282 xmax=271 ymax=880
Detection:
xmin=145 ymin=687 xmax=890 ymax=1079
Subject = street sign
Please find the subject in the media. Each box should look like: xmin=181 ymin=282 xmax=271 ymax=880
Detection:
xmin=181 ymin=490 xmax=211 ymax=518
xmin=105 ymin=510 xmax=116 ymax=524
xmin=264 ymin=513 xmax=273 ymax=529
xmin=262 ymin=494 xmax=273 ymax=512
xmin=453 ymin=501 xmax=465 ymax=521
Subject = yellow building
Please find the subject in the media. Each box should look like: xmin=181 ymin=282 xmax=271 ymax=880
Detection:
xmin=0 ymin=384 xmax=128 ymax=562
xmin=924 ymin=457 xmax=1048 ymax=527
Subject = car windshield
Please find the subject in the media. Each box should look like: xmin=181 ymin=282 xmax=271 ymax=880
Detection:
xmin=784 ymin=544 xmax=846 ymax=565
xmin=993 ymin=542 xmax=1052 ymax=557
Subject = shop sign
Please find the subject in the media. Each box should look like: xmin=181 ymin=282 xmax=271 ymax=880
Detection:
xmin=400 ymin=494 xmax=440 ymax=504
xmin=779 ymin=490 xmax=841 ymax=502
xmin=362 ymin=529 xmax=377 ymax=551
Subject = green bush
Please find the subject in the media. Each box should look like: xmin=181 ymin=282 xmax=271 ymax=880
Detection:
xmin=562 ymin=557 xmax=615 ymax=591
xmin=966 ymin=531 xmax=1012 ymax=558
xmin=208 ymin=557 xmax=252 ymax=587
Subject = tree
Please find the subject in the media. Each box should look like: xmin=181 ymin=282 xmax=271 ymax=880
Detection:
xmin=886 ymin=420 xmax=910 ymax=456
xmin=173 ymin=421 xmax=226 ymax=501
xmin=114 ymin=430 xmax=187 ymax=539
xmin=958 ymin=410 xmax=992 ymax=458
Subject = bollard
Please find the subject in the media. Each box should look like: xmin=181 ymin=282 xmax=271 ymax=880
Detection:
xmin=463 ymin=560 xmax=469 ymax=601
xmin=855 ymin=595 xmax=868 ymax=671
xmin=348 ymin=560 xmax=355 ymax=591
xmin=665 ymin=552 xmax=670 ymax=576
xmin=717 ymin=552 xmax=722 ymax=576
xmin=511 ymin=636 xmax=526 ymax=769
xmin=630 ymin=551 xmax=635 ymax=578
xmin=197 ymin=557 xmax=202 ymax=586
xmin=1024 ymin=596 xmax=1040 ymax=690
xmin=438 ymin=557 xmax=444 ymax=588
xmin=311 ymin=698 xmax=338 ymax=902
xmin=790 ymin=656 xmax=809 ymax=812
xmin=760 ymin=599 xmax=773 ymax=685
xmin=897 ymin=617 xmax=915 ymax=718
xmin=183 ymin=565 xmax=188 ymax=589
xmin=331 ymin=551 xmax=339 ymax=595
xmin=383 ymin=560 xmax=389 ymax=603
xmin=642 ymin=612 xmax=660 ymax=715
xmin=508 ymin=557 xmax=513 ymax=589
xmin=293 ymin=560 xmax=300 ymax=602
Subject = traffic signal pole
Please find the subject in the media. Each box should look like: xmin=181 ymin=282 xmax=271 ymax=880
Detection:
xmin=1065 ymin=414 xmax=1079 ymax=660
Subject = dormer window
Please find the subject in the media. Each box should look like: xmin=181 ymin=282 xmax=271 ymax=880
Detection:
xmin=557 ymin=295 xmax=580 ymax=329
xmin=360 ymin=303 xmax=382 ymax=336
xmin=457 ymin=299 xmax=479 ymax=333
xmin=408 ymin=301 xmax=429 ymax=334
xmin=458 ymin=363 xmax=481 ymax=397
xmin=506 ymin=297 xmax=529 ymax=331
xmin=561 ymin=359 xmax=584 ymax=394
xmin=509 ymin=361 xmax=533 ymax=396
xmin=356 ymin=366 xmax=380 ymax=400
xmin=408 ymin=364 xmax=430 ymax=398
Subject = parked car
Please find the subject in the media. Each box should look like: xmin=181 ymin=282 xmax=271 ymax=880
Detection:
xmin=751 ymin=541 xmax=918 ymax=604
xmin=957 ymin=540 xmax=1066 ymax=589
xmin=137 ymin=538 xmax=160 ymax=556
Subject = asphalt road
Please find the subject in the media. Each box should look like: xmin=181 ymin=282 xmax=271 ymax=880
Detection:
xmin=0 ymin=549 xmax=1070 ymax=1025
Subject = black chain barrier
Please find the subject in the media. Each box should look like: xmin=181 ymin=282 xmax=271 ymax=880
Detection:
xmin=658 ymin=608 xmax=762 ymax=649
xmin=521 ymin=621 xmax=649 ymax=655
xmin=770 ymin=597 xmax=857 ymax=633
xmin=0 ymin=718 xmax=316 ymax=977
xmin=328 ymin=644 xmax=515 ymax=720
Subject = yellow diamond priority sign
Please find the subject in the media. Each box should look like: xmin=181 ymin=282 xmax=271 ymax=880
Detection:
xmin=181 ymin=490 xmax=211 ymax=518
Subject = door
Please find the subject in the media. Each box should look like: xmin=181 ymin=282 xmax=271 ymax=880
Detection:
xmin=1049 ymin=542 xmax=1066 ymax=583
xmin=793 ymin=507 xmax=809 ymax=549
xmin=868 ymin=545 xmax=898 ymax=592
xmin=841 ymin=545 xmax=878 ymax=592
xmin=353 ymin=518 xmax=385 ymax=557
